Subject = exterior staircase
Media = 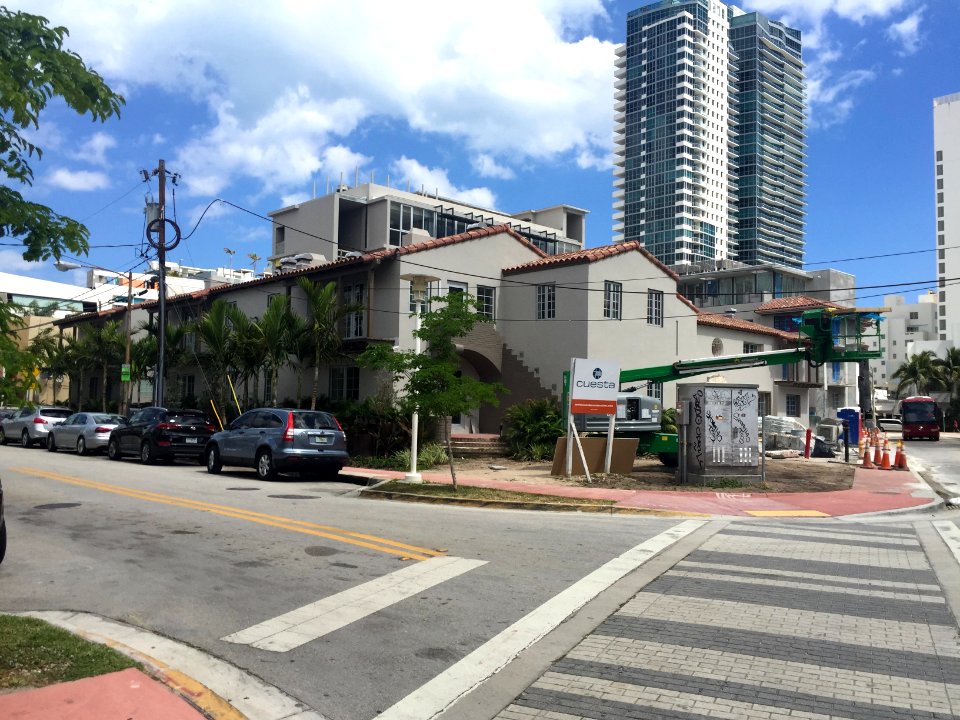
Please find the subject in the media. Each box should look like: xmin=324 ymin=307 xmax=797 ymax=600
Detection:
xmin=449 ymin=433 xmax=509 ymax=457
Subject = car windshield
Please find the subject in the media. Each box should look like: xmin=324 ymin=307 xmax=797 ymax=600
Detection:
xmin=166 ymin=413 xmax=208 ymax=425
xmin=40 ymin=408 xmax=72 ymax=419
xmin=292 ymin=411 xmax=338 ymax=430
xmin=93 ymin=414 xmax=126 ymax=425
xmin=902 ymin=404 xmax=936 ymax=422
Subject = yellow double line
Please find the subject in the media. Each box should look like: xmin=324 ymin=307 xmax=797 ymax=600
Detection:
xmin=14 ymin=467 xmax=444 ymax=561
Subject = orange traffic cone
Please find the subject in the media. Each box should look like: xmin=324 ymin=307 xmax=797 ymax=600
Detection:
xmin=873 ymin=440 xmax=882 ymax=466
xmin=861 ymin=440 xmax=875 ymax=469
xmin=880 ymin=441 xmax=892 ymax=470
xmin=893 ymin=440 xmax=903 ymax=469
xmin=896 ymin=444 xmax=909 ymax=471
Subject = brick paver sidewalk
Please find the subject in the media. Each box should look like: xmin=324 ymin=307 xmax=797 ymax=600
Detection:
xmin=496 ymin=520 xmax=960 ymax=719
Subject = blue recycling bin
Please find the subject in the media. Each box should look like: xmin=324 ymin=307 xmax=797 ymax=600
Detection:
xmin=837 ymin=408 xmax=860 ymax=444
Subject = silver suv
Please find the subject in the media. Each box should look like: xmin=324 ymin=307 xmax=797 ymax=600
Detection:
xmin=0 ymin=406 xmax=74 ymax=447
xmin=205 ymin=408 xmax=349 ymax=481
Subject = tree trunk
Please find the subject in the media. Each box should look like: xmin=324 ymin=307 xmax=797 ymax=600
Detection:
xmin=296 ymin=370 xmax=303 ymax=409
xmin=101 ymin=364 xmax=108 ymax=412
xmin=271 ymin=366 xmax=279 ymax=407
xmin=310 ymin=358 xmax=320 ymax=410
xmin=445 ymin=419 xmax=458 ymax=491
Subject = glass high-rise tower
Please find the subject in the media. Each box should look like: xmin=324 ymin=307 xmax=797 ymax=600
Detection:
xmin=613 ymin=0 xmax=805 ymax=270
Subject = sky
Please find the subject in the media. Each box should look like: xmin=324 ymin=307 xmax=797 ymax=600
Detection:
xmin=10 ymin=0 xmax=960 ymax=308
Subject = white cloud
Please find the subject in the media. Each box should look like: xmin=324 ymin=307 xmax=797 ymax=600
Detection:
xmin=886 ymin=8 xmax=924 ymax=55
xmin=71 ymin=132 xmax=116 ymax=166
xmin=576 ymin=149 xmax=613 ymax=171
xmin=47 ymin=168 xmax=111 ymax=191
xmin=806 ymin=62 xmax=877 ymax=127
xmin=0 ymin=250 xmax=41 ymax=273
xmin=390 ymin=157 xmax=496 ymax=208
xmin=472 ymin=154 xmax=515 ymax=180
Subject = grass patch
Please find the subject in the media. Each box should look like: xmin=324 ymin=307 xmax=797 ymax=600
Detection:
xmin=372 ymin=481 xmax=615 ymax=506
xmin=0 ymin=615 xmax=139 ymax=690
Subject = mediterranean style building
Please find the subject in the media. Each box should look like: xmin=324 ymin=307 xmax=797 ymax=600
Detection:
xmin=53 ymin=184 xmax=841 ymax=431
xmin=614 ymin=0 xmax=805 ymax=270
xmin=934 ymin=92 xmax=959 ymax=345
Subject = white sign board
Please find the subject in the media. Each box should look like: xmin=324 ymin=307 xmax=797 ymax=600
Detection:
xmin=569 ymin=358 xmax=620 ymax=415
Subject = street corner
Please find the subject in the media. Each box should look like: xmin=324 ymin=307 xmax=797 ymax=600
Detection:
xmin=17 ymin=611 xmax=325 ymax=720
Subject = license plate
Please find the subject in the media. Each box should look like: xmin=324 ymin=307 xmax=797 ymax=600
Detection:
xmin=310 ymin=435 xmax=332 ymax=445
xmin=185 ymin=437 xmax=198 ymax=444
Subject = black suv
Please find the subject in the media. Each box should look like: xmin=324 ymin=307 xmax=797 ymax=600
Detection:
xmin=107 ymin=407 xmax=215 ymax=464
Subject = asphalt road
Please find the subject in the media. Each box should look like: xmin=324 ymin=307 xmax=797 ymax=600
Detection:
xmin=905 ymin=432 xmax=960 ymax=502
xmin=0 ymin=444 xmax=683 ymax=720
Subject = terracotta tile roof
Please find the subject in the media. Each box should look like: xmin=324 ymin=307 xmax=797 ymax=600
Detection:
xmin=55 ymin=224 xmax=544 ymax=326
xmin=697 ymin=312 xmax=799 ymax=342
xmin=754 ymin=295 xmax=845 ymax=314
xmin=501 ymin=240 xmax=679 ymax=280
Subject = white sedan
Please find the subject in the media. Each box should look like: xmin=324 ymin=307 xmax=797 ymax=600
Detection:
xmin=47 ymin=412 xmax=128 ymax=455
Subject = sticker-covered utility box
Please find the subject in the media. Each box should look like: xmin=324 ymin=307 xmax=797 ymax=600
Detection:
xmin=677 ymin=383 xmax=761 ymax=485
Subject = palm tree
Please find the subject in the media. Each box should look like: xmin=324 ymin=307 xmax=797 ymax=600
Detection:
xmin=130 ymin=335 xmax=157 ymax=408
xmin=226 ymin=306 xmax=262 ymax=409
xmin=85 ymin=321 xmax=125 ymax=411
xmin=892 ymin=350 xmax=945 ymax=397
xmin=196 ymin=300 xmax=236 ymax=419
xmin=259 ymin=295 xmax=292 ymax=407
xmin=296 ymin=278 xmax=358 ymax=410
xmin=287 ymin=313 xmax=315 ymax=408
xmin=26 ymin=329 xmax=58 ymax=402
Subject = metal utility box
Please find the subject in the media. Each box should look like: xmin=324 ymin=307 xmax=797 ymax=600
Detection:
xmin=677 ymin=383 xmax=761 ymax=485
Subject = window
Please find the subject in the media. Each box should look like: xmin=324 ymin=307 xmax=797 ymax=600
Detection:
xmin=937 ymin=150 xmax=943 ymax=161
xmin=647 ymin=289 xmax=664 ymax=326
xmin=389 ymin=202 xmax=436 ymax=246
xmin=647 ymin=381 xmax=662 ymax=401
xmin=786 ymin=394 xmax=800 ymax=417
xmin=330 ymin=367 xmax=360 ymax=401
xmin=832 ymin=362 xmax=841 ymax=383
xmin=604 ymin=281 xmax=622 ymax=319
xmin=476 ymin=286 xmax=495 ymax=320
xmin=536 ymin=284 xmax=555 ymax=320
xmin=343 ymin=282 xmax=365 ymax=338
xmin=263 ymin=374 xmax=273 ymax=403
xmin=758 ymin=392 xmax=771 ymax=418
xmin=909 ymin=311 xmax=919 ymax=320
xmin=743 ymin=342 xmax=763 ymax=354
xmin=179 ymin=374 xmax=195 ymax=402
xmin=274 ymin=225 xmax=285 ymax=255
xmin=447 ymin=280 xmax=467 ymax=296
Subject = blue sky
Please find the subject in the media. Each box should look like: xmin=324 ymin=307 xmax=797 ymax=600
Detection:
xmin=11 ymin=0 xmax=959 ymax=307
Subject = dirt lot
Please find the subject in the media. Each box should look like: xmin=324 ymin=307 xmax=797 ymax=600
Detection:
xmin=442 ymin=454 xmax=855 ymax=493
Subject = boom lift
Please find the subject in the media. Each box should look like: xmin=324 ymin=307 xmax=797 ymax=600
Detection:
xmin=564 ymin=307 xmax=885 ymax=465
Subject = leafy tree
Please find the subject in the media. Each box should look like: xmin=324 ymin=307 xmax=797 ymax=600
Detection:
xmin=82 ymin=321 xmax=124 ymax=411
xmin=892 ymin=350 xmax=945 ymax=397
xmin=226 ymin=305 xmax=263 ymax=410
xmin=129 ymin=335 xmax=157 ymax=408
xmin=358 ymin=292 xmax=505 ymax=489
xmin=296 ymin=278 xmax=358 ymax=410
xmin=1 ymin=7 xmax=124 ymax=261
xmin=935 ymin=347 xmax=960 ymax=426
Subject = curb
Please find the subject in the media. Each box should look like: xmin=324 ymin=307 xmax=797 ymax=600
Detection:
xmin=843 ymin=456 xmax=945 ymax=520
xmin=17 ymin=611 xmax=326 ymax=720
xmin=358 ymin=488 xmax=707 ymax=516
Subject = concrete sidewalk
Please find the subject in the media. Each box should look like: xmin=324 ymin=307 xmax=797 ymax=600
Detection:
xmin=345 ymin=457 xmax=942 ymax=518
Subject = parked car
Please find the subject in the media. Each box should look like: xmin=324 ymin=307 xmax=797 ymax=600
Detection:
xmin=47 ymin=412 xmax=128 ymax=455
xmin=205 ymin=408 xmax=349 ymax=481
xmin=107 ymin=407 xmax=215 ymax=464
xmin=877 ymin=417 xmax=903 ymax=434
xmin=0 ymin=405 xmax=74 ymax=447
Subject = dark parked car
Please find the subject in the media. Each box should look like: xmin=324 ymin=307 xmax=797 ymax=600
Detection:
xmin=0 ymin=405 xmax=73 ymax=447
xmin=205 ymin=408 xmax=349 ymax=481
xmin=107 ymin=407 xmax=215 ymax=464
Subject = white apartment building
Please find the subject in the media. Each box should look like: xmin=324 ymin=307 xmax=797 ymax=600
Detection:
xmin=868 ymin=292 xmax=952 ymax=395
xmin=934 ymin=92 xmax=960 ymax=344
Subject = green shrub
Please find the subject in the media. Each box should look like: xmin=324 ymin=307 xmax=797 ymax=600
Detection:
xmin=661 ymin=407 xmax=678 ymax=434
xmin=418 ymin=441 xmax=449 ymax=467
xmin=503 ymin=399 xmax=564 ymax=460
xmin=517 ymin=441 xmax=555 ymax=462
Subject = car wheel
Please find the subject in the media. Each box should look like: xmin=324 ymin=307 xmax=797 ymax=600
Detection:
xmin=77 ymin=436 xmax=87 ymax=456
xmin=21 ymin=430 xmax=31 ymax=448
xmin=46 ymin=434 xmax=56 ymax=452
xmin=255 ymin=449 xmax=276 ymax=481
xmin=206 ymin=445 xmax=222 ymax=474
xmin=320 ymin=465 xmax=343 ymax=481
xmin=0 ymin=427 xmax=7 ymax=445
xmin=140 ymin=441 xmax=155 ymax=464
xmin=107 ymin=438 xmax=122 ymax=461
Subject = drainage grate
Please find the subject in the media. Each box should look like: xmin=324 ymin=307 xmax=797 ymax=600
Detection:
xmin=227 ymin=487 xmax=260 ymax=491
xmin=33 ymin=503 xmax=81 ymax=510
xmin=267 ymin=494 xmax=319 ymax=500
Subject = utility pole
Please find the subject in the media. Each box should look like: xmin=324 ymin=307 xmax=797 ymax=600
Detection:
xmin=122 ymin=269 xmax=132 ymax=415
xmin=145 ymin=159 xmax=180 ymax=409
xmin=156 ymin=159 xmax=166 ymax=407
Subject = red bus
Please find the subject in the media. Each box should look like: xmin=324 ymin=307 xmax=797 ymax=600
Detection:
xmin=899 ymin=396 xmax=941 ymax=441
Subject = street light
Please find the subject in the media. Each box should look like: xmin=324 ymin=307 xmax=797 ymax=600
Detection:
xmin=400 ymin=272 xmax=439 ymax=483
xmin=56 ymin=261 xmax=134 ymax=415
